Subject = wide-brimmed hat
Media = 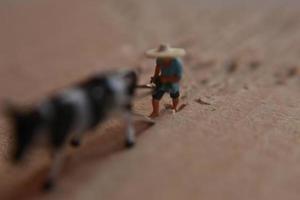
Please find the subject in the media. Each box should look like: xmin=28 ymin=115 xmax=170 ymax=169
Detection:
xmin=145 ymin=44 xmax=186 ymax=58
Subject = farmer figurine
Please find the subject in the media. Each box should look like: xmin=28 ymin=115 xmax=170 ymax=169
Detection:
xmin=145 ymin=44 xmax=186 ymax=118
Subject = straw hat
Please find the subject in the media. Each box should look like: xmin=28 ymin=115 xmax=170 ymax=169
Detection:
xmin=145 ymin=44 xmax=186 ymax=58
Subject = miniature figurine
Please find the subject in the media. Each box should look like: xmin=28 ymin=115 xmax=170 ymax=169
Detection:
xmin=145 ymin=44 xmax=186 ymax=118
xmin=4 ymin=69 xmax=154 ymax=191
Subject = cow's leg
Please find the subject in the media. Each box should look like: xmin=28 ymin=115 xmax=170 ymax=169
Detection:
xmin=123 ymin=110 xmax=135 ymax=148
xmin=43 ymin=148 xmax=65 ymax=191
xmin=70 ymin=132 xmax=84 ymax=147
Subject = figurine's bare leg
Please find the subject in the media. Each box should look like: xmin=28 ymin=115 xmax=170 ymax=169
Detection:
xmin=172 ymin=97 xmax=179 ymax=112
xmin=123 ymin=111 xmax=135 ymax=148
xmin=149 ymin=99 xmax=160 ymax=118
xmin=43 ymin=149 xmax=65 ymax=191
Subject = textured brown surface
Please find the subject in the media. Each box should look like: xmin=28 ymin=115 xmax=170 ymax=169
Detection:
xmin=0 ymin=0 xmax=300 ymax=199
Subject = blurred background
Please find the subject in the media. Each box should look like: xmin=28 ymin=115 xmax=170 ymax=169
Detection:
xmin=0 ymin=0 xmax=299 ymax=199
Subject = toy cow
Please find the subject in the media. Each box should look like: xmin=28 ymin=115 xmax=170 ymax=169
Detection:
xmin=4 ymin=69 xmax=154 ymax=190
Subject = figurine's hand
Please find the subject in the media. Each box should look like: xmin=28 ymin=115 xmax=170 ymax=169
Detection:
xmin=150 ymin=76 xmax=155 ymax=83
xmin=151 ymin=76 xmax=160 ymax=84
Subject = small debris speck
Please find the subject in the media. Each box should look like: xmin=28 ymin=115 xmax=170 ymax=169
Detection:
xmin=225 ymin=59 xmax=239 ymax=73
xmin=249 ymin=60 xmax=261 ymax=70
xmin=287 ymin=67 xmax=298 ymax=77
xmin=195 ymin=98 xmax=211 ymax=105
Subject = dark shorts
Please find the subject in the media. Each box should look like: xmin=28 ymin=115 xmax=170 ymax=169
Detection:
xmin=152 ymin=90 xmax=180 ymax=100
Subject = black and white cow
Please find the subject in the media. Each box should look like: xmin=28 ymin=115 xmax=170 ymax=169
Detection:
xmin=5 ymin=69 xmax=154 ymax=190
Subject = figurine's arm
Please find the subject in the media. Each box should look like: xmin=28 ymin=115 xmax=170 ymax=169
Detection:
xmin=154 ymin=65 xmax=160 ymax=77
xmin=151 ymin=65 xmax=161 ymax=83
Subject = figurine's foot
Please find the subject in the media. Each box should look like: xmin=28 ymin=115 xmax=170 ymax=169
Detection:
xmin=70 ymin=139 xmax=81 ymax=147
xmin=149 ymin=112 xmax=159 ymax=118
xmin=164 ymin=104 xmax=178 ymax=111
xmin=43 ymin=179 xmax=55 ymax=192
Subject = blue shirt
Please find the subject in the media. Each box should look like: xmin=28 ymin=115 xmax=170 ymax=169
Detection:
xmin=156 ymin=58 xmax=183 ymax=93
